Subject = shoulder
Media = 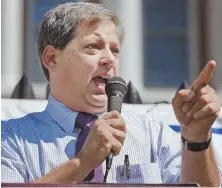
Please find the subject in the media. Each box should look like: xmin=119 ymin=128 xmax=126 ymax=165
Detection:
xmin=1 ymin=111 xmax=46 ymax=138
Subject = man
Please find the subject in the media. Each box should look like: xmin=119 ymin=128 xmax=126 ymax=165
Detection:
xmin=1 ymin=2 xmax=221 ymax=186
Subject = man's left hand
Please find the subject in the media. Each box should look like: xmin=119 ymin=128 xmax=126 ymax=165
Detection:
xmin=172 ymin=60 xmax=221 ymax=142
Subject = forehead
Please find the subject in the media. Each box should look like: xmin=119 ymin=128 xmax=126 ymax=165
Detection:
xmin=75 ymin=20 xmax=120 ymax=44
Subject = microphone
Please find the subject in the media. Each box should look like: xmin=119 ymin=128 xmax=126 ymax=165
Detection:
xmin=104 ymin=76 xmax=128 ymax=182
xmin=105 ymin=77 xmax=128 ymax=113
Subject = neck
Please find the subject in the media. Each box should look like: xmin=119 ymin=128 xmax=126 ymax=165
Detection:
xmin=50 ymin=91 xmax=106 ymax=114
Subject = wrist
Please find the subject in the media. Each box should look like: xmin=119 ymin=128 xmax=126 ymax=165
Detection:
xmin=71 ymin=156 xmax=92 ymax=183
xmin=181 ymin=133 xmax=212 ymax=152
xmin=181 ymin=130 xmax=211 ymax=143
xmin=75 ymin=152 xmax=93 ymax=176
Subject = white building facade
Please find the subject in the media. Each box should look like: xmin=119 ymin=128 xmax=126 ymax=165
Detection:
xmin=2 ymin=0 xmax=222 ymax=102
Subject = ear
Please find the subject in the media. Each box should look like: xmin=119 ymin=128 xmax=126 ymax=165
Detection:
xmin=42 ymin=45 xmax=58 ymax=72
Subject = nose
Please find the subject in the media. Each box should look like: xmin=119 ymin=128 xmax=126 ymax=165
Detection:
xmin=99 ymin=48 xmax=115 ymax=67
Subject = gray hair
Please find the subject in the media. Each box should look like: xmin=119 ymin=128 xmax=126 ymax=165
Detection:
xmin=36 ymin=2 xmax=124 ymax=81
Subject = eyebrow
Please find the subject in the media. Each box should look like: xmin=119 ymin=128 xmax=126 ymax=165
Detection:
xmin=92 ymin=32 xmax=120 ymax=47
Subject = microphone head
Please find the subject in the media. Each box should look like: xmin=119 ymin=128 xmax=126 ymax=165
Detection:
xmin=105 ymin=77 xmax=128 ymax=98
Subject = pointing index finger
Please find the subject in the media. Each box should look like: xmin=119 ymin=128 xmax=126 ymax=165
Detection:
xmin=191 ymin=60 xmax=216 ymax=91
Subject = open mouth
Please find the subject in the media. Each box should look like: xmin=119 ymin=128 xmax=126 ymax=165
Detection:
xmin=97 ymin=76 xmax=108 ymax=84
xmin=92 ymin=76 xmax=108 ymax=85
xmin=92 ymin=74 xmax=111 ymax=93
xmin=93 ymin=74 xmax=111 ymax=84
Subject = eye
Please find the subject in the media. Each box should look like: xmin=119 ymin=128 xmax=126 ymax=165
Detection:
xmin=111 ymin=48 xmax=120 ymax=54
xmin=86 ymin=44 xmax=101 ymax=50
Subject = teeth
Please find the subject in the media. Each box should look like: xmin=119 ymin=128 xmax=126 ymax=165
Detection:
xmin=98 ymin=76 xmax=108 ymax=83
xmin=99 ymin=76 xmax=108 ymax=80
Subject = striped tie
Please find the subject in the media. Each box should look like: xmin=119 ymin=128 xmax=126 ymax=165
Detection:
xmin=75 ymin=112 xmax=104 ymax=183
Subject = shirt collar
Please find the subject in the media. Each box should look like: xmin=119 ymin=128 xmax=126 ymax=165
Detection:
xmin=45 ymin=94 xmax=105 ymax=132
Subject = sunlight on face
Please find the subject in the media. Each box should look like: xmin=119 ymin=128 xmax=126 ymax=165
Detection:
xmin=52 ymin=20 xmax=121 ymax=113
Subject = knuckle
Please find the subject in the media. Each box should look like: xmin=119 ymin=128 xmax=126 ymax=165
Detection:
xmin=199 ymin=87 xmax=206 ymax=95
xmin=114 ymin=129 xmax=125 ymax=140
xmin=94 ymin=120 xmax=102 ymax=129
xmin=199 ymin=86 xmax=209 ymax=96
xmin=200 ymin=95 xmax=208 ymax=105
xmin=99 ymin=135 xmax=109 ymax=147
xmin=183 ymin=103 xmax=191 ymax=111
xmin=121 ymin=121 xmax=126 ymax=132
xmin=122 ymin=131 xmax=126 ymax=139
xmin=93 ymin=121 xmax=99 ymax=129
xmin=174 ymin=89 xmax=193 ymax=103
xmin=207 ymin=104 xmax=215 ymax=113
xmin=112 ymin=151 xmax=119 ymax=156
xmin=121 ymin=136 xmax=126 ymax=145
xmin=112 ymin=143 xmax=122 ymax=156
xmin=177 ymin=89 xmax=185 ymax=96
xmin=96 ymin=126 xmax=103 ymax=134
xmin=199 ymin=85 xmax=214 ymax=96
xmin=119 ymin=132 xmax=126 ymax=144
xmin=96 ymin=122 xmax=107 ymax=135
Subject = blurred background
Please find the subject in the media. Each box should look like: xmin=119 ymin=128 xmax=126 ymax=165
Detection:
xmin=1 ymin=0 xmax=222 ymax=103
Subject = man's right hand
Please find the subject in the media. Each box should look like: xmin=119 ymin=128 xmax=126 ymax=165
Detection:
xmin=34 ymin=111 xmax=126 ymax=184
xmin=76 ymin=111 xmax=126 ymax=172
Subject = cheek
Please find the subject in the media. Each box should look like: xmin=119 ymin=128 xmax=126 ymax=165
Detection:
xmin=81 ymin=54 xmax=100 ymax=70
xmin=113 ymin=60 xmax=120 ymax=76
xmin=66 ymin=51 xmax=98 ymax=75
xmin=72 ymin=55 xmax=99 ymax=83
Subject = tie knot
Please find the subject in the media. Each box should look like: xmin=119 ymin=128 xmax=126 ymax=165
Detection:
xmin=75 ymin=112 xmax=98 ymax=130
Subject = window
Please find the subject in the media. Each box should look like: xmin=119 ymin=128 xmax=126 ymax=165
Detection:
xmin=143 ymin=0 xmax=189 ymax=87
xmin=23 ymin=0 xmax=80 ymax=98
xmin=25 ymin=0 xmax=79 ymax=84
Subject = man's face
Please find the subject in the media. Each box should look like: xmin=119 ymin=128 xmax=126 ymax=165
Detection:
xmin=52 ymin=20 xmax=120 ymax=113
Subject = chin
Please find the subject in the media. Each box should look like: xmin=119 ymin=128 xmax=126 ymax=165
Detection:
xmin=85 ymin=93 xmax=107 ymax=111
xmin=91 ymin=94 xmax=107 ymax=106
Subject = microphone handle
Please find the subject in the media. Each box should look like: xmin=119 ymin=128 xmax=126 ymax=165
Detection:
xmin=106 ymin=153 xmax=113 ymax=169
xmin=106 ymin=94 xmax=123 ymax=171
xmin=107 ymin=95 xmax=123 ymax=113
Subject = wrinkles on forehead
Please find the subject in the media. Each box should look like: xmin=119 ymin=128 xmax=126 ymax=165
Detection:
xmin=74 ymin=20 xmax=120 ymax=46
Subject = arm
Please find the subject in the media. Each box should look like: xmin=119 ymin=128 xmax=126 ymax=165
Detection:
xmin=36 ymin=111 xmax=126 ymax=183
xmin=2 ymin=136 xmax=92 ymax=184
xmin=172 ymin=61 xmax=221 ymax=186
xmin=2 ymin=128 xmax=91 ymax=184
xmin=180 ymin=142 xmax=220 ymax=186
xmin=2 ymin=111 xmax=126 ymax=183
xmin=34 ymin=155 xmax=90 ymax=184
